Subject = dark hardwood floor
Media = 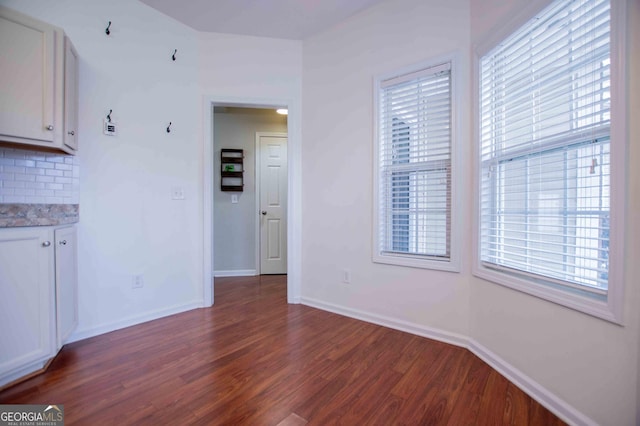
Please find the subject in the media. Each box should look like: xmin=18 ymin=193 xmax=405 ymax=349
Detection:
xmin=0 ymin=275 xmax=564 ymax=425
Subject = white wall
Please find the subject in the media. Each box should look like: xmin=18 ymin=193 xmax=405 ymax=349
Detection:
xmin=467 ymin=1 xmax=640 ymax=425
xmin=0 ymin=0 xmax=204 ymax=338
xmin=630 ymin=1 xmax=640 ymax=420
xmin=3 ymin=0 xmax=637 ymax=422
xmin=0 ymin=0 xmax=304 ymax=337
xmin=301 ymin=0 xmax=639 ymax=424
xmin=301 ymin=0 xmax=472 ymax=338
xmin=213 ymin=108 xmax=287 ymax=274
xmin=2 ymin=0 xmax=202 ymax=338
xmin=199 ymin=31 xmax=303 ymax=302
xmin=198 ymin=32 xmax=302 ymax=102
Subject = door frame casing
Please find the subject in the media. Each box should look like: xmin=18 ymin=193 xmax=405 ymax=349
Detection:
xmin=202 ymin=95 xmax=301 ymax=306
xmin=255 ymin=132 xmax=288 ymax=275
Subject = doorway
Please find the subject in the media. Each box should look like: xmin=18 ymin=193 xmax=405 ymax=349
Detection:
xmin=203 ymin=97 xmax=300 ymax=307
xmin=212 ymin=108 xmax=288 ymax=276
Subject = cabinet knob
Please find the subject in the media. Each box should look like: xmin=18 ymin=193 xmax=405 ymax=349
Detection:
xmin=46 ymin=125 xmax=54 ymax=131
xmin=59 ymin=240 xmax=67 ymax=245
xmin=42 ymin=241 xmax=51 ymax=247
xmin=67 ymin=131 xmax=75 ymax=136
xmin=261 ymin=211 xmax=267 ymax=216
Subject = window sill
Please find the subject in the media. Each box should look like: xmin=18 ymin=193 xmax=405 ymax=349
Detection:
xmin=472 ymin=263 xmax=622 ymax=325
xmin=374 ymin=252 xmax=460 ymax=272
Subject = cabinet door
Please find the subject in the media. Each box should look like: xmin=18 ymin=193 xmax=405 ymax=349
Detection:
xmin=0 ymin=6 xmax=56 ymax=144
xmin=63 ymin=36 xmax=78 ymax=151
xmin=0 ymin=228 xmax=54 ymax=386
xmin=55 ymin=226 xmax=78 ymax=348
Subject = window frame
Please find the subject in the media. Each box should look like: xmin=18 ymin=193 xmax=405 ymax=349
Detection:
xmin=373 ymin=53 xmax=461 ymax=272
xmin=472 ymin=0 xmax=627 ymax=323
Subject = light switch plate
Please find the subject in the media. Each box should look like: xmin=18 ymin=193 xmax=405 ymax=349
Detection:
xmin=171 ymin=187 xmax=185 ymax=200
xmin=231 ymin=194 xmax=238 ymax=204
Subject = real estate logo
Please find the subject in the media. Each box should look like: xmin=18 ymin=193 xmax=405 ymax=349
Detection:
xmin=0 ymin=404 xmax=64 ymax=426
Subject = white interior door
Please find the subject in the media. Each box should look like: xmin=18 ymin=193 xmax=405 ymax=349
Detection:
xmin=258 ymin=133 xmax=287 ymax=274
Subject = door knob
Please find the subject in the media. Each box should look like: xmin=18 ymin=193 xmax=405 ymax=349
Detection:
xmin=42 ymin=241 xmax=51 ymax=247
xmin=261 ymin=211 xmax=267 ymax=215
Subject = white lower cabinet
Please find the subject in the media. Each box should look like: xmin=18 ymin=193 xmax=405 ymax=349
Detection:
xmin=0 ymin=225 xmax=78 ymax=388
xmin=0 ymin=227 xmax=55 ymax=387
xmin=54 ymin=226 xmax=78 ymax=350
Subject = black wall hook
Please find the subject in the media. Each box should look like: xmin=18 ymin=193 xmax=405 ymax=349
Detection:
xmin=172 ymin=49 xmax=177 ymax=61
xmin=166 ymin=122 xmax=172 ymax=133
xmin=105 ymin=21 xmax=111 ymax=35
xmin=107 ymin=110 xmax=112 ymax=122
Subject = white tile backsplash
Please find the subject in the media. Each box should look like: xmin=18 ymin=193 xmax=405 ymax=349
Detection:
xmin=0 ymin=147 xmax=79 ymax=204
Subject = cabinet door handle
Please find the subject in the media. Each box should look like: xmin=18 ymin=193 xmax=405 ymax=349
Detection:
xmin=59 ymin=240 xmax=67 ymax=245
xmin=42 ymin=241 xmax=51 ymax=247
xmin=46 ymin=125 xmax=54 ymax=131
xmin=67 ymin=131 xmax=75 ymax=136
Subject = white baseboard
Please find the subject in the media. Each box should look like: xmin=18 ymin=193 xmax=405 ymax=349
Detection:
xmin=301 ymin=296 xmax=593 ymax=426
xmin=301 ymin=297 xmax=468 ymax=349
xmin=214 ymin=269 xmax=257 ymax=277
xmin=468 ymin=339 xmax=594 ymax=426
xmin=67 ymin=300 xmax=204 ymax=344
xmin=0 ymin=357 xmax=50 ymax=389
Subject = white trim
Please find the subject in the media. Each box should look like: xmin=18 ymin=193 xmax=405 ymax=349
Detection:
xmin=474 ymin=0 xmax=553 ymax=58
xmin=285 ymin=102 xmax=302 ymax=304
xmin=471 ymin=0 xmax=627 ymax=324
xmin=255 ymin=133 xmax=261 ymax=276
xmin=203 ymin=100 xmax=214 ymax=307
xmin=301 ymin=296 xmax=597 ymax=426
xmin=214 ymin=269 xmax=257 ymax=277
xmin=203 ymin=95 xmax=302 ymax=306
xmin=468 ymin=339 xmax=596 ymax=426
xmin=255 ymin=132 xmax=288 ymax=276
xmin=372 ymin=52 xmax=461 ymax=273
xmin=301 ymin=297 xmax=468 ymax=348
xmin=0 ymin=357 xmax=51 ymax=389
xmin=381 ymin=62 xmax=451 ymax=88
xmin=66 ymin=300 xmax=203 ymax=344
xmin=605 ymin=0 xmax=628 ymax=324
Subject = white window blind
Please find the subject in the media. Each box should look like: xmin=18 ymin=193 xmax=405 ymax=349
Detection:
xmin=479 ymin=0 xmax=610 ymax=294
xmin=377 ymin=62 xmax=452 ymax=261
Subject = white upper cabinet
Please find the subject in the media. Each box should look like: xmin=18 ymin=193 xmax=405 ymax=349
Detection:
xmin=63 ymin=36 xmax=79 ymax=152
xmin=0 ymin=7 xmax=56 ymax=144
xmin=0 ymin=6 xmax=78 ymax=155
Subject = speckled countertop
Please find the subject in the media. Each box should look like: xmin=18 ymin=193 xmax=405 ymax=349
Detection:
xmin=0 ymin=204 xmax=79 ymax=227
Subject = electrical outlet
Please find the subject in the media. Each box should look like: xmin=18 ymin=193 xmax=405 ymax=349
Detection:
xmin=132 ymin=275 xmax=144 ymax=289
xmin=342 ymin=269 xmax=351 ymax=284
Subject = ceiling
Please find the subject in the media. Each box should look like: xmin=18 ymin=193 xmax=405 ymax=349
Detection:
xmin=139 ymin=0 xmax=388 ymax=40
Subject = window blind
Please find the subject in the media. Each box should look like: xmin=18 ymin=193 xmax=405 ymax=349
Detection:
xmin=378 ymin=62 xmax=452 ymax=259
xmin=479 ymin=0 xmax=610 ymax=292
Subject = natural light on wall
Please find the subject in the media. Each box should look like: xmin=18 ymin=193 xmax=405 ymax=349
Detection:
xmin=475 ymin=0 xmax=624 ymax=320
